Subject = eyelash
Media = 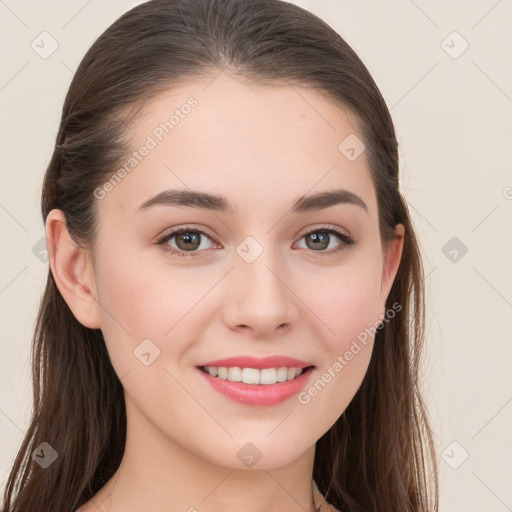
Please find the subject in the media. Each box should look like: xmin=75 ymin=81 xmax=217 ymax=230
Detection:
xmin=155 ymin=225 xmax=356 ymax=258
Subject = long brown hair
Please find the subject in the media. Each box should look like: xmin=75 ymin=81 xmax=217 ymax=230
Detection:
xmin=2 ymin=1 xmax=438 ymax=510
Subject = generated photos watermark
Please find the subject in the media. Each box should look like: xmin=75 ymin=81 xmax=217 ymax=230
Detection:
xmin=93 ymin=96 xmax=198 ymax=200
xmin=298 ymin=301 xmax=402 ymax=405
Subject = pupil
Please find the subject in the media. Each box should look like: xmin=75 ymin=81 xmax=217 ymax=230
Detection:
xmin=177 ymin=232 xmax=200 ymax=251
xmin=307 ymin=232 xmax=329 ymax=250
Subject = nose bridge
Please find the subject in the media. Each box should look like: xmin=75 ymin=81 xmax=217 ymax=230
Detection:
xmin=223 ymin=235 xmax=299 ymax=333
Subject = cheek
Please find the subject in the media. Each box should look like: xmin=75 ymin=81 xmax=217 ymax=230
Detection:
xmin=92 ymin=247 xmax=164 ymax=370
xmin=298 ymin=254 xmax=383 ymax=346
xmin=293 ymin=254 xmax=382 ymax=417
xmin=93 ymin=249 xmax=211 ymax=370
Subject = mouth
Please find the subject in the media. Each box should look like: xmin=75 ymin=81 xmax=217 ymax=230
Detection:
xmin=196 ymin=363 xmax=316 ymax=406
xmin=197 ymin=365 xmax=315 ymax=385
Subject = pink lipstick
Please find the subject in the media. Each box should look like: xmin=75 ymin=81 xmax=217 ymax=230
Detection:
xmin=195 ymin=355 xmax=315 ymax=406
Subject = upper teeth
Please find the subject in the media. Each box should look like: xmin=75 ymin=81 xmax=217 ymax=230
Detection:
xmin=204 ymin=366 xmax=304 ymax=385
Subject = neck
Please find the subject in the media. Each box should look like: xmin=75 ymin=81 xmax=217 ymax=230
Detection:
xmin=85 ymin=395 xmax=318 ymax=512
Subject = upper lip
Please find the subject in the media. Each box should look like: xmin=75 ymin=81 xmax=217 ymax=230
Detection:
xmin=196 ymin=356 xmax=314 ymax=370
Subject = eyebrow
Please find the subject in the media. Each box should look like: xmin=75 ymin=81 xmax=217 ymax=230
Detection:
xmin=135 ymin=188 xmax=368 ymax=215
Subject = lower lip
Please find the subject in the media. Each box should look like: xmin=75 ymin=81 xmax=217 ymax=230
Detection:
xmin=196 ymin=366 xmax=315 ymax=406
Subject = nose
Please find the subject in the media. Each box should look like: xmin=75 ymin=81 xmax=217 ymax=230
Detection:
xmin=221 ymin=250 xmax=300 ymax=337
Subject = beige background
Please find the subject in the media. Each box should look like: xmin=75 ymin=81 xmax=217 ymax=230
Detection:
xmin=1 ymin=1 xmax=511 ymax=510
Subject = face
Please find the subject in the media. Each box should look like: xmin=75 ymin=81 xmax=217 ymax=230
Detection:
xmin=51 ymin=72 xmax=403 ymax=471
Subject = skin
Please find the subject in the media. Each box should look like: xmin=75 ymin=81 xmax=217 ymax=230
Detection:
xmin=46 ymin=72 xmax=404 ymax=512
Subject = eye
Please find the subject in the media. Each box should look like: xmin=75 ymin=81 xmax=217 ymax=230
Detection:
xmin=155 ymin=226 xmax=218 ymax=257
xmin=155 ymin=224 xmax=356 ymax=258
xmin=295 ymin=225 xmax=356 ymax=256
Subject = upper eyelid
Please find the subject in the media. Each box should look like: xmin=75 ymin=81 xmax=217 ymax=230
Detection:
xmin=157 ymin=225 xmax=218 ymax=244
xmin=296 ymin=224 xmax=351 ymax=239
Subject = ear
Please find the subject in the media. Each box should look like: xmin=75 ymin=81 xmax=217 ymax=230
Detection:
xmin=45 ymin=209 xmax=102 ymax=329
xmin=376 ymin=223 xmax=405 ymax=324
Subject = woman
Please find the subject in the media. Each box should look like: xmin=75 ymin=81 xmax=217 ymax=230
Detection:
xmin=2 ymin=0 xmax=438 ymax=511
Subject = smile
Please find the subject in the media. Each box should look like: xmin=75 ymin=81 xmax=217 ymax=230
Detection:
xmin=196 ymin=365 xmax=315 ymax=406
xmin=200 ymin=365 xmax=309 ymax=385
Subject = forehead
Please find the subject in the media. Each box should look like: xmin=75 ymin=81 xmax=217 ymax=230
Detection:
xmin=98 ymin=72 xmax=376 ymax=218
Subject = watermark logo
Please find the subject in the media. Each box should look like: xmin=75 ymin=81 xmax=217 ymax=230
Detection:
xmin=441 ymin=236 xmax=468 ymax=263
xmin=31 ymin=31 xmax=59 ymax=59
xmin=441 ymin=31 xmax=469 ymax=60
xmin=133 ymin=338 xmax=161 ymax=366
xmin=441 ymin=441 xmax=469 ymax=469
xmin=32 ymin=236 xmax=50 ymax=263
xmin=236 ymin=236 xmax=264 ymax=264
xmin=237 ymin=442 xmax=262 ymax=468
xmin=338 ymin=133 xmax=365 ymax=161
xmin=32 ymin=442 xmax=58 ymax=468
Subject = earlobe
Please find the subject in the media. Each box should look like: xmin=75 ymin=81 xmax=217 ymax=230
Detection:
xmin=377 ymin=224 xmax=405 ymax=323
xmin=45 ymin=209 xmax=102 ymax=329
